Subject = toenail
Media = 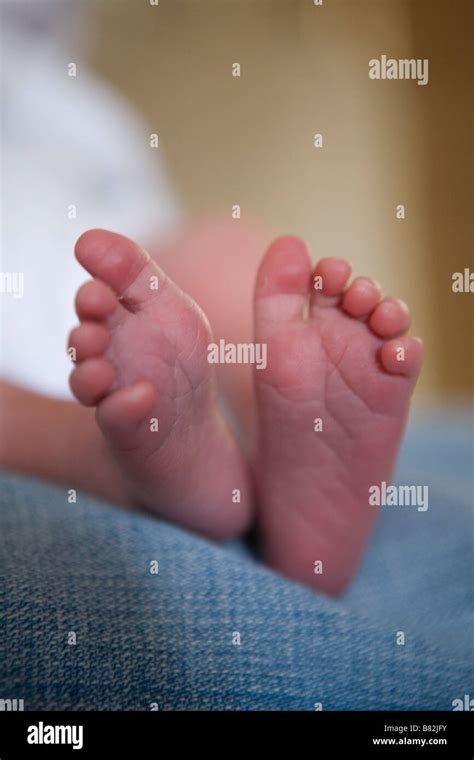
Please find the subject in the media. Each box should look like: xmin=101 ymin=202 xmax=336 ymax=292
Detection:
xmin=357 ymin=278 xmax=378 ymax=292
xmin=395 ymin=298 xmax=409 ymax=313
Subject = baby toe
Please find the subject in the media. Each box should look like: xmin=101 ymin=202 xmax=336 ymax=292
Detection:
xmin=380 ymin=336 xmax=424 ymax=377
xmin=96 ymin=382 xmax=156 ymax=442
xmin=68 ymin=322 xmax=110 ymax=363
xmin=75 ymin=279 xmax=118 ymax=322
xmin=69 ymin=358 xmax=115 ymax=407
xmin=342 ymin=276 xmax=382 ymax=318
xmin=310 ymin=257 xmax=352 ymax=310
xmin=369 ymin=297 xmax=410 ymax=338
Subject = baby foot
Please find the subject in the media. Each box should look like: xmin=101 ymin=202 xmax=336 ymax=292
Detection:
xmin=69 ymin=229 xmax=252 ymax=539
xmin=254 ymin=237 xmax=423 ymax=594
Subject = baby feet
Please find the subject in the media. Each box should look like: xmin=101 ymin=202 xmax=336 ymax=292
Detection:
xmin=69 ymin=229 xmax=422 ymax=595
xmin=254 ymin=237 xmax=423 ymax=594
xmin=69 ymin=230 xmax=252 ymax=539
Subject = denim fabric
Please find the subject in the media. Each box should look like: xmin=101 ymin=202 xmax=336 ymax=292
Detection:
xmin=0 ymin=413 xmax=472 ymax=710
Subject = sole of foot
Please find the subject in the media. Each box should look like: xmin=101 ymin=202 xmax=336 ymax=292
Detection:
xmin=253 ymin=236 xmax=423 ymax=594
xmin=69 ymin=229 xmax=252 ymax=540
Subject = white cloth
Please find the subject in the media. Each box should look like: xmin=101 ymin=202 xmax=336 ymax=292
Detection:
xmin=0 ymin=5 xmax=180 ymax=398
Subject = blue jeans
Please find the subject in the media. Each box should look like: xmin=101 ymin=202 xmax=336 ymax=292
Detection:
xmin=0 ymin=412 xmax=472 ymax=710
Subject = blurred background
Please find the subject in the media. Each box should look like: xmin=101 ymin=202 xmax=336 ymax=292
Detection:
xmin=90 ymin=0 xmax=473 ymax=404
xmin=1 ymin=0 xmax=472 ymax=404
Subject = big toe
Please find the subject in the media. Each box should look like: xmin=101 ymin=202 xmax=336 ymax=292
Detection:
xmin=254 ymin=236 xmax=312 ymax=326
xmin=75 ymin=229 xmax=166 ymax=312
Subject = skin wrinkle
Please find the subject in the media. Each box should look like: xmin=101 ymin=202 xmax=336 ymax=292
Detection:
xmin=257 ymin=376 xmax=365 ymax=471
xmin=277 ymin=431 xmax=357 ymax=508
xmin=327 ymin=352 xmax=383 ymax=419
xmin=259 ymin=337 xmax=366 ymax=446
xmin=258 ymin=392 xmax=356 ymax=484
xmin=268 ymin=477 xmax=350 ymax=551
xmin=324 ymin=360 xmax=353 ymax=439
xmin=320 ymin=311 xmax=413 ymax=417
xmin=318 ymin=321 xmax=382 ymax=417
xmin=174 ymin=312 xmax=211 ymax=383
xmin=104 ymin=342 xmax=208 ymax=463
xmin=118 ymin=296 xmax=143 ymax=315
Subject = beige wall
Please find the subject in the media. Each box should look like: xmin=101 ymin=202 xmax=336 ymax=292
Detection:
xmin=89 ymin=0 xmax=473 ymax=402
